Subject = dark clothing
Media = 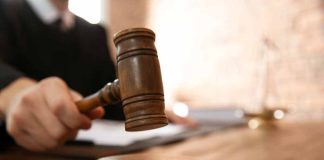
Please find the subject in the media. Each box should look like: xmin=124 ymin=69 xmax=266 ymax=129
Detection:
xmin=0 ymin=0 xmax=124 ymax=118
xmin=0 ymin=0 xmax=124 ymax=144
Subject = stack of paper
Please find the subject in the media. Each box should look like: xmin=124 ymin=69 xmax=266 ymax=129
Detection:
xmin=76 ymin=120 xmax=186 ymax=146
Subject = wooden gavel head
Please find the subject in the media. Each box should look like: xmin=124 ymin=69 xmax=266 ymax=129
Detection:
xmin=76 ymin=28 xmax=168 ymax=131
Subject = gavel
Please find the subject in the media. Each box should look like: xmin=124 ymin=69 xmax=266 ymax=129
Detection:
xmin=75 ymin=28 xmax=168 ymax=131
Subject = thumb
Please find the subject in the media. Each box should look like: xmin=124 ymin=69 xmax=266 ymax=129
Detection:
xmin=70 ymin=90 xmax=105 ymax=119
xmin=70 ymin=90 xmax=83 ymax=101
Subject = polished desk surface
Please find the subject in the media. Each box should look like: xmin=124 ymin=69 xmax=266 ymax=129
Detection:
xmin=2 ymin=120 xmax=324 ymax=160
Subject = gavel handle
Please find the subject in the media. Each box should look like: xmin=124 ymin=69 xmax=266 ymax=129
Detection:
xmin=75 ymin=79 xmax=120 ymax=113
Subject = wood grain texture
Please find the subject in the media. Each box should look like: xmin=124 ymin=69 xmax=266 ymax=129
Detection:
xmin=114 ymin=28 xmax=168 ymax=131
xmin=102 ymin=120 xmax=324 ymax=160
xmin=75 ymin=28 xmax=168 ymax=131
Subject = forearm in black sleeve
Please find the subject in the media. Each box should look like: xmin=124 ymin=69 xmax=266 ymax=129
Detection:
xmin=0 ymin=0 xmax=24 ymax=90
xmin=0 ymin=62 xmax=24 ymax=90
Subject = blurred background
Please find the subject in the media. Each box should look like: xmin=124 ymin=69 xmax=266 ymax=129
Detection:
xmin=69 ymin=0 xmax=324 ymax=120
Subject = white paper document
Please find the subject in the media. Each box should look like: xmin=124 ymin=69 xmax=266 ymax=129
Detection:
xmin=76 ymin=120 xmax=186 ymax=146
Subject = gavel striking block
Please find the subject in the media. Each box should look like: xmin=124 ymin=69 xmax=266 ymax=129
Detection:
xmin=75 ymin=28 xmax=168 ymax=131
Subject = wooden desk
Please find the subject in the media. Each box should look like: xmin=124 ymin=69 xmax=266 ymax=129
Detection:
xmin=104 ymin=121 xmax=324 ymax=160
xmin=2 ymin=121 xmax=324 ymax=160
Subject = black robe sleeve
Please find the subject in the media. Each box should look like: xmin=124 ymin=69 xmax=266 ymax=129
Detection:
xmin=0 ymin=0 xmax=24 ymax=90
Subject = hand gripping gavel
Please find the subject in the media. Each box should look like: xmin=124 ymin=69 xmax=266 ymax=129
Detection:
xmin=75 ymin=28 xmax=168 ymax=131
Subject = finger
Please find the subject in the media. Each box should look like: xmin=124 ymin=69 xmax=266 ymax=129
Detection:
xmin=78 ymin=114 xmax=92 ymax=130
xmin=22 ymin=103 xmax=59 ymax=149
xmin=15 ymin=133 xmax=45 ymax=152
xmin=70 ymin=90 xmax=83 ymax=101
xmin=28 ymin=113 xmax=60 ymax=149
xmin=40 ymin=78 xmax=89 ymax=129
xmin=31 ymin=88 xmax=71 ymax=141
xmin=6 ymin=111 xmax=44 ymax=151
xmin=7 ymin=107 xmax=55 ymax=151
xmin=54 ymin=129 xmax=79 ymax=145
xmin=22 ymin=87 xmax=67 ymax=147
xmin=85 ymin=106 xmax=105 ymax=120
xmin=66 ymin=130 xmax=78 ymax=141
